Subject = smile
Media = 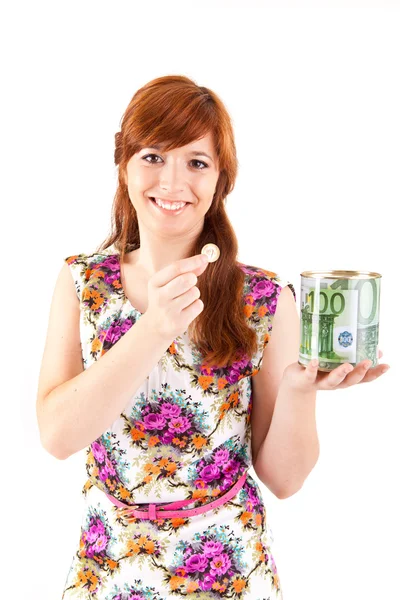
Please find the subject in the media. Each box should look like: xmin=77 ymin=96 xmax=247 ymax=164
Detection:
xmin=149 ymin=197 xmax=190 ymax=215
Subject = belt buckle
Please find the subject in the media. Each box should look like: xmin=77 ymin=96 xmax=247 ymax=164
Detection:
xmin=117 ymin=503 xmax=139 ymax=520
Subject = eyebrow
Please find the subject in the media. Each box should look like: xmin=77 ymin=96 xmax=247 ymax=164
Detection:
xmin=146 ymin=145 xmax=214 ymax=164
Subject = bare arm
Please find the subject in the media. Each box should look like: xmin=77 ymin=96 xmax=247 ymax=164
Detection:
xmin=254 ymin=382 xmax=319 ymax=498
xmin=38 ymin=312 xmax=170 ymax=460
xmin=251 ymin=285 xmax=319 ymax=498
xmin=36 ymin=253 xmax=208 ymax=460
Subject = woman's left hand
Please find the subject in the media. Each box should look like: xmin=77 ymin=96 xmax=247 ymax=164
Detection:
xmin=281 ymin=349 xmax=390 ymax=394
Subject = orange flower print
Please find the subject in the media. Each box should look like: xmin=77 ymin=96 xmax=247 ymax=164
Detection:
xmin=148 ymin=436 xmax=160 ymax=447
xmin=240 ymin=511 xmax=252 ymax=525
xmin=193 ymin=435 xmax=207 ymax=449
xmin=243 ymin=304 xmax=255 ymax=318
xmin=145 ymin=540 xmax=155 ymax=554
xmin=186 ymin=581 xmax=199 ymax=592
xmin=193 ymin=489 xmax=208 ymax=499
xmin=168 ymin=341 xmax=178 ymax=354
xmin=232 ymin=578 xmax=246 ymax=592
xmin=198 ymin=375 xmax=214 ymax=390
xmin=171 ymin=518 xmax=187 ymax=528
xmin=217 ymin=377 xmax=228 ymax=390
xmin=91 ymin=338 xmax=102 ymax=353
xmin=166 ymin=462 xmax=177 ymax=474
xmin=131 ymin=428 xmax=146 ymax=441
xmin=258 ymin=304 xmax=269 ymax=318
xmin=169 ymin=575 xmax=185 ymax=590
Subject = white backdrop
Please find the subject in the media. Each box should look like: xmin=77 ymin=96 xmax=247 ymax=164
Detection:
xmin=3 ymin=1 xmax=399 ymax=599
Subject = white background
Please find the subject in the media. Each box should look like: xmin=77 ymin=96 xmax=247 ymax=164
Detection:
xmin=3 ymin=1 xmax=399 ymax=599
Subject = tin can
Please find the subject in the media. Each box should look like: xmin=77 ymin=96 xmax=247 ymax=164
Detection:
xmin=299 ymin=270 xmax=381 ymax=372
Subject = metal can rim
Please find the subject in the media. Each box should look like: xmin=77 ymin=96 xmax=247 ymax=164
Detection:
xmin=300 ymin=270 xmax=381 ymax=279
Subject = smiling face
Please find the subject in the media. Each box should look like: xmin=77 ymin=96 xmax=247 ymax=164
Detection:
xmin=123 ymin=131 xmax=220 ymax=234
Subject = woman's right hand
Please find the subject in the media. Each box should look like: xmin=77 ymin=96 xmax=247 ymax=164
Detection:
xmin=145 ymin=253 xmax=210 ymax=341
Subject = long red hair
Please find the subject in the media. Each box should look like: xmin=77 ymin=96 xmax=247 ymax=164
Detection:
xmin=96 ymin=75 xmax=257 ymax=368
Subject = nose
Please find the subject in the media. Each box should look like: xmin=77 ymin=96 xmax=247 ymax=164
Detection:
xmin=159 ymin=160 xmax=186 ymax=194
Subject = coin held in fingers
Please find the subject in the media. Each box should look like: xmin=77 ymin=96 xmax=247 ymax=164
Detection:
xmin=201 ymin=244 xmax=220 ymax=263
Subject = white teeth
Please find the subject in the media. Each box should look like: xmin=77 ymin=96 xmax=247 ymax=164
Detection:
xmin=154 ymin=198 xmax=187 ymax=211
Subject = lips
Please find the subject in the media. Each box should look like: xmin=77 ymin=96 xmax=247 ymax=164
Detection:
xmin=149 ymin=197 xmax=190 ymax=215
xmin=150 ymin=197 xmax=189 ymax=205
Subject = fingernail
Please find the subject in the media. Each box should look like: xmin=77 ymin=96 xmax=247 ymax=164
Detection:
xmin=311 ymin=359 xmax=319 ymax=367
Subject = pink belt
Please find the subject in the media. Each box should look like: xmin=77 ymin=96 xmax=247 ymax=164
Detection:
xmin=105 ymin=472 xmax=247 ymax=521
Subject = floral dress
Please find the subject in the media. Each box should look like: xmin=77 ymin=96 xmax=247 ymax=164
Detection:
xmin=60 ymin=251 xmax=296 ymax=600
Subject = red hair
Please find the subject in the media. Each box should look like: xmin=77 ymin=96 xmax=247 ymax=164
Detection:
xmin=97 ymin=75 xmax=257 ymax=368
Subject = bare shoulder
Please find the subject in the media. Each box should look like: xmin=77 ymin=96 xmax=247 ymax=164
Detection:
xmin=36 ymin=260 xmax=84 ymax=411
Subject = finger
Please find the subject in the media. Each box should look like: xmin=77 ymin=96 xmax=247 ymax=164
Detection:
xmin=319 ymin=363 xmax=354 ymax=390
xmin=378 ymin=349 xmax=383 ymax=359
xmin=153 ymin=254 xmax=208 ymax=287
xmin=358 ymin=363 xmax=390 ymax=383
xmin=305 ymin=359 xmax=320 ymax=383
xmin=336 ymin=360 xmax=374 ymax=387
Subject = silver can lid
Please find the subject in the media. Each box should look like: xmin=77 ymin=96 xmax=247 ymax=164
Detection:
xmin=300 ymin=270 xmax=381 ymax=279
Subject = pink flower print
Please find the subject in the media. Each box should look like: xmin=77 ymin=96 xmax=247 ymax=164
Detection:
xmin=269 ymin=552 xmax=277 ymax=573
xmin=86 ymin=545 xmax=96 ymax=559
xmin=99 ymin=465 xmax=110 ymax=482
xmin=143 ymin=413 xmax=166 ymax=430
xmin=103 ymin=269 xmax=120 ymax=287
xmin=91 ymin=442 xmax=106 ymax=464
xmin=105 ymin=458 xmax=116 ymax=476
xmin=252 ymin=279 xmax=276 ymax=300
xmin=222 ymin=459 xmax=240 ymax=477
xmin=86 ymin=520 xmax=105 ymax=543
xmin=105 ymin=324 xmax=122 ymax=344
xmin=268 ymin=295 xmax=278 ymax=315
xmin=226 ymin=368 xmax=241 ymax=384
xmin=213 ymin=449 xmax=230 ymax=466
xmin=200 ymin=365 xmax=217 ymax=376
xmin=233 ymin=355 xmax=250 ymax=370
xmin=161 ymin=431 xmax=174 ymax=444
xmin=200 ymin=464 xmax=221 ymax=482
xmin=248 ymin=487 xmax=259 ymax=507
xmin=203 ymin=540 xmax=224 ymax=557
xmin=210 ymin=553 xmax=232 ymax=576
xmin=160 ymin=402 xmax=181 ymax=418
xmin=168 ymin=416 xmax=191 ymax=434
xmin=100 ymin=255 xmax=120 ymax=272
xmin=220 ymin=476 xmax=233 ymax=491
xmin=121 ymin=318 xmax=134 ymax=334
xmin=194 ymin=479 xmax=207 ymax=489
xmin=184 ymin=553 xmax=209 ymax=573
xmin=241 ymin=265 xmax=257 ymax=275
xmin=199 ymin=574 xmax=216 ymax=591
xmin=93 ymin=534 xmax=107 ymax=553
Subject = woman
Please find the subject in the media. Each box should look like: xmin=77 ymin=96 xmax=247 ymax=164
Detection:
xmin=36 ymin=75 xmax=389 ymax=599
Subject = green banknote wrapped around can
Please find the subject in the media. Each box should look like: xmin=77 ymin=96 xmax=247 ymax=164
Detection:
xmin=299 ymin=270 xmax=381 ymax=372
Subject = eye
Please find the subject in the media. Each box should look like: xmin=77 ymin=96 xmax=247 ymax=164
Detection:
xmin=142 ymin=153 xmax=162 ymax=164
xmin=142 ymin=154 xmax=208 ymax=170
xmin=191 ymin=159 xmax=208 ymax=170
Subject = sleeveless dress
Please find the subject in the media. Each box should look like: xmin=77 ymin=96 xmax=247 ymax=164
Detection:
xmin=60 ymin=251 xmax=296 ymax=600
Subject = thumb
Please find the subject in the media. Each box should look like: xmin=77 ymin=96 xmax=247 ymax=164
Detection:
xmin=304 ymin=358 xmax=319 ymax=382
